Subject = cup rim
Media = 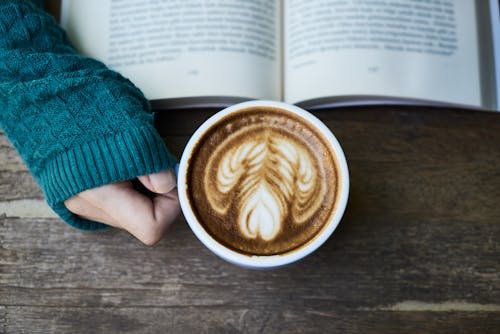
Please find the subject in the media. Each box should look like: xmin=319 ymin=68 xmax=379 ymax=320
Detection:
xmin=178 ymin=100 xmax=349 ymax=269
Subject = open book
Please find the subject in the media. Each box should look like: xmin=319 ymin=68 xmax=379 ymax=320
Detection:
xmin=61 ymin=0 xmax=500 ymax=111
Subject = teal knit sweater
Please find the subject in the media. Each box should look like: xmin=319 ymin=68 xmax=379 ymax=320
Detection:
xmin=0 ymin=1 xmax=176 ymax=230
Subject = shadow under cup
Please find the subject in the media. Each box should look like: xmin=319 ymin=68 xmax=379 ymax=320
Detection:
xmin=178 ymin=100 xmax=349 ymax=269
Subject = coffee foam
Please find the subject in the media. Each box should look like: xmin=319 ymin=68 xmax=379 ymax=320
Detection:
xmin=186 ymin=106 xmax=340 ymax=255
xmin=206 ymin=128 xmax=326 ymax=241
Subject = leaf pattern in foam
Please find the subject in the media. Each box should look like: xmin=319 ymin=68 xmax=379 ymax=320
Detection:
xmin=205 ymin=129 xmax=325 ymax=241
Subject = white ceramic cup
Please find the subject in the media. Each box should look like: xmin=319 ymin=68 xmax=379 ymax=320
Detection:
xmin=178 ymin=100 xmax=349 ymax=269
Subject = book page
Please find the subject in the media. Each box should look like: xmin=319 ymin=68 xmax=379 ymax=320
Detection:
xmin=283 ymin=0 xmax=481 ymax=107
xmin=61 ymin=0 xmax=280 ymax=101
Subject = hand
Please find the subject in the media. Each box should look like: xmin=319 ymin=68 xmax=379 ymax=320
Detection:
xmin=64 ymin=169 xmax=180 ymax=245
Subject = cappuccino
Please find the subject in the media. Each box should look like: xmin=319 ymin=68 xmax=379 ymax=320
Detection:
xmin=185 ymin=106 xmax=341 ymax=256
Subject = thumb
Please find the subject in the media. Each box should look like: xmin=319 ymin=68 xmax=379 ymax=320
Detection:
xmin=138 ymin=169 xmax=177 ymax=194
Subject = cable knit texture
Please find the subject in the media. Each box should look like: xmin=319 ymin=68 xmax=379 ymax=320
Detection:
xmin=0 ymin=1 xmax=176 ymax=230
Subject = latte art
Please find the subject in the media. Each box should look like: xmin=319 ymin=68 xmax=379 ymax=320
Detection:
xmin=186 ymin=106 xmax=340 ymax=255
xmin=206 ymin=129 xmax=326 ymax=241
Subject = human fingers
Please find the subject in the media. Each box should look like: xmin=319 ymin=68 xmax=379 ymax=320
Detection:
xmin=137 ymin=169 xmax=176 ymax=194
xmin=106 ymin=186 xmax=180 ymax=245
xmin=65 ymin=192 xmax=119 ymax=227
xmin=79 ymin=181 xmax=179 ymax=245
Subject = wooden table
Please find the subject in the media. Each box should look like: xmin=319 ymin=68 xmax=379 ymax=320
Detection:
xmin=1 ymin=106 xmax=499 ymax=333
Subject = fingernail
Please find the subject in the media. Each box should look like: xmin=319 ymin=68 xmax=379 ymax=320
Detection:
xmin=150 ymin=169 xmax=177 ymax=193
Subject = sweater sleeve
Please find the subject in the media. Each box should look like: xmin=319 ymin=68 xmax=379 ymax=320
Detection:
xmin=0 ymin=1 xmax=177 ymax=230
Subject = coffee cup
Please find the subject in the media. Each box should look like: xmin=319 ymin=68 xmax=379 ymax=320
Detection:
xmin=178 ymin=100 xmax=349 ymax=269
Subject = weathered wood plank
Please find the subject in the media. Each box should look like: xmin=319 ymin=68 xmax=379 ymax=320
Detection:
xmin=2 ymin=306 xmax=500 ymax=334
xmin=154 ymin=106 xmax=500 ymax=136
xmin=0 ymin=132 xmax=43 ymax=201
xmin=0 ymin=131 xmax=26 ymax=173
xmin=1 ymin=215 xmax=498 ymax=308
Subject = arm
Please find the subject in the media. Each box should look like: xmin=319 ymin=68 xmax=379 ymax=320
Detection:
xmin=0 ymin=1 xmax=178 ymax=238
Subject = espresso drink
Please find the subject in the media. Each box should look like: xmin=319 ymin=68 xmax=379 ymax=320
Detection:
xmin=186 ymin=106 xmax=341 ymax=256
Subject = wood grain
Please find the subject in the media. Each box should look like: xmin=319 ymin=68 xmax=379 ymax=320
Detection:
xmin=0 ymin=133 xmax=43 ymax=201
xmin=1 ymin=106 xmax=499 ymax=333
xmin=2 ymin=307 xmax=500 ymax=334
